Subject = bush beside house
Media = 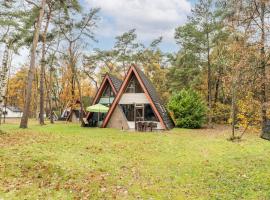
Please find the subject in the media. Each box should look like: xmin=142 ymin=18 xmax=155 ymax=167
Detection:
xmin=168 ymin=89 xmax=207 ymax=128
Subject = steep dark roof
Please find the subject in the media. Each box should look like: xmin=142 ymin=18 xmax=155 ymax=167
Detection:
xmin=108 ymin=74 xmax=122 ymax=92
xmin=6 ymin=106 xmax=22 ymax=113
xmin=134 ymin=66 xmax=175 ymax=129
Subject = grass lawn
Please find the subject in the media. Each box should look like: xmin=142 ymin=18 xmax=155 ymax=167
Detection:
xmin=1 ymin=122 xmax=270 ymax=199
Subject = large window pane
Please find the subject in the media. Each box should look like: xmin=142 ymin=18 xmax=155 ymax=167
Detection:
xmin=144 ymin=104 xmax=158 ymax=121
xmin=125 ymin=76 xmax=143 ymax=93
xmin=102 ymin=85 xmax=114 ymax=97
xmin=121 ymin=104 xmax=135 ymax=121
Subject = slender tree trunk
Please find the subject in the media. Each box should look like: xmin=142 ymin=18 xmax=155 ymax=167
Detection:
xmin=214 ymin=78 xmax=220 ymax=103
xmin=39 ymin=41 xmax=46 ymax=125
xmin=214 ymin=66 xmax=222 ymax=103
xmin=20 ymin=0 xmax=46 ymax=128
xmin=231 ymin=76 xmax=237 ymax=139
xmin=0 ymin=44 xmax=10 ymax=125
xmin=45 ymin=67 xmax=54 ymax=124
xmin=75 ymin=73 xmax=83 ymax=123
xmin=207 ymin=31 xmax=213 ymax=128
xmin=3 ymin=50 xmax=12 ymax=124
xmin=39 ymin=11 xmax=51 ymax=125
xmin=68 ymin=42 xmax=76 ymax=101
xmin=49 ymin=68 xmax=54 ymax=123
xmin=35 ymin=68 xmax=39 ymax=119
xmin=259 ymin=2 xmax=268 ymax=139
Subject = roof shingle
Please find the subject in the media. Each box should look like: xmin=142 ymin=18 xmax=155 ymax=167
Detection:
xmin=108 ymin=74 xmax=122 ymax=92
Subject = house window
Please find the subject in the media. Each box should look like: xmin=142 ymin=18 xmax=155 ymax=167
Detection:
xmin=125 ymin=76 xmax=143 ymax=93
xmin=121 ymin=104 xmax=135 ymax=121
xmin=144 ymin=104 xmax=158 ymax=121
xmin=121 ymin=104 xmax=158 ymax=122
xmin=102 ymin=85 xmax=114 ymax=97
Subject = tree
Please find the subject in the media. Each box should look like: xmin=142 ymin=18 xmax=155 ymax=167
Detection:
xmin=38 ymin=0 xmax=84 ymax=125
xmin=39 ymin=1 xmax=52 ymax=125
xmin=19 ymin=0 xmax=47 ymax=128
xmin=58 ymin=7 xmax=100 ymax=122
xmin=83 ymin=49 xmax=120 ymax=92
xmin=0 ymin=0 xmax=28 ymax=124
xmin=114 ymin=29 xmax=141 ymax=75
xmin=136 ymin=37 xmax=170 ymax=102
xmin=175 ymin=0 xmax=225 ymax=128
xmin=222 ymin=0 xmax=270 ymax=139
xmin=168 ymin=89 xmax=207 ymax=128
xmin=0 ymin=45 xmax=9 ymax=125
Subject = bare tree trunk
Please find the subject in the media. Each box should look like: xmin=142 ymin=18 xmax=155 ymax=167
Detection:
xmin=0 ymin=44 xmax=10 ymax=125
xmin=45 ymin=67 xmax=54 ymax=124
xmin=49 ymin=68 xmax=54 ymax=123
xmin=35 ymin=68 xmax=39 ymax=119
xmin=231 ymin=76 xmax=237 ymax=139
xmin=75 ymin=73 xmax=83 ymax=123
xmin=68 ymin=42 xmax=76 ymax=101
xmin=214 ymin=66 xmax=222 ymax=104
xmin=20 ymin=0 xmax=46 ymax=128
xmin=39 ymin=11 xmax=51 ymax=125
xmin=259 ymin=2 xmax=268 ymax=139
xmin=3 ymin=50 xmax=12 ymax=124
xmin=39 ymin=41 xmax=46 ymax=125
xmin=207 ymin=31 xmax=213 ymax=128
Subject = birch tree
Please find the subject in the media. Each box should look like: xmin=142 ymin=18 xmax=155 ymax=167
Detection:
xmin=0 ymin=0 xmax=26 ymax=124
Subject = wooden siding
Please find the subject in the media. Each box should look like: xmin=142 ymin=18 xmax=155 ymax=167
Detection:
xmin=107 ymin=105 xmax=129 ymax=130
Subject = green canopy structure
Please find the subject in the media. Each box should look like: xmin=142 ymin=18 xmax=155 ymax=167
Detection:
xmin=86 ymin=104 xmax=109 ymax=113
xmin=86 ymin=104 xmax=109 ymax=127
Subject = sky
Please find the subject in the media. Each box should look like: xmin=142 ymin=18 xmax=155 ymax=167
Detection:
xmin=11 ymin=0 xmax=196 ymax=70
xmin=82 ymin=0 xmax=196 ymax=52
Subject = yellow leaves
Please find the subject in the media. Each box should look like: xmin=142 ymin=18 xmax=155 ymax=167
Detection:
xmin=236 ymin=92 xmax=260 ymax=132
xmin=213 ymin=102 xmax=231 ymax=124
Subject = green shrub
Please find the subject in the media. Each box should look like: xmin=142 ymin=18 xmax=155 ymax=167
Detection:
xmin=168 ymin=89 xmax=207 ymax=128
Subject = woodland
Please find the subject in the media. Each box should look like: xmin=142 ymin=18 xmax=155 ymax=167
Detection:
xmin=0 ymin=0 xmax=270 ymax=141
xmin=2 ymin=0 xmax=270 ymax=199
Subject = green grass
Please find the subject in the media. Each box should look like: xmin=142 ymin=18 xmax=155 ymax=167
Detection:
xmin=1 ymin=123 xmax=270 ymax=199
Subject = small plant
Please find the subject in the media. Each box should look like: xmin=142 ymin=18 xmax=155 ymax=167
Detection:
xmin=168 ymin=89 xmax=207 ymax=128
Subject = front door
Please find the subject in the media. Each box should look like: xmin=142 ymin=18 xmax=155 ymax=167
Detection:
xmin=135 ymin=104 xmax=144 ymax=121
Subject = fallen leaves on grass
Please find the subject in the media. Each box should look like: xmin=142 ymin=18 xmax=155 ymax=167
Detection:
xmin=0 ymin=131 xmax=54 ymax=147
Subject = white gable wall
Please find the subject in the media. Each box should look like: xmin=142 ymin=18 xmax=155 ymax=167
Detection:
xmin=119 ymin=93 xmax=163 ymax=130
xmin=119 ymin=93 xmax=149 ymax=104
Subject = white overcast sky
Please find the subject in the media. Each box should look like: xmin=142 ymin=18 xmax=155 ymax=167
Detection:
xmin=9 ymin=0 xmax=195 ymax=71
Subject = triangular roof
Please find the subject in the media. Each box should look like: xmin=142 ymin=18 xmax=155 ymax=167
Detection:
xmin=91 ymin=73 xmax=122 ymax=106
xmin=86 ymin=74 xmax=122 ymax=120
xmin=102 ymin=65 xmax=174 ymax=130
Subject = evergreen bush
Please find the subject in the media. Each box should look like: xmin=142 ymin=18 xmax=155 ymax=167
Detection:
xmin=168 ymin=89 xmax=207 ymax=128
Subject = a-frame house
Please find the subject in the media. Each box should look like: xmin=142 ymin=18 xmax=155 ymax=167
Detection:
xmin=82 ymin=74 xmax=122 ymax=127
xmin=102 ymin=65 xmax=174 ymax=130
